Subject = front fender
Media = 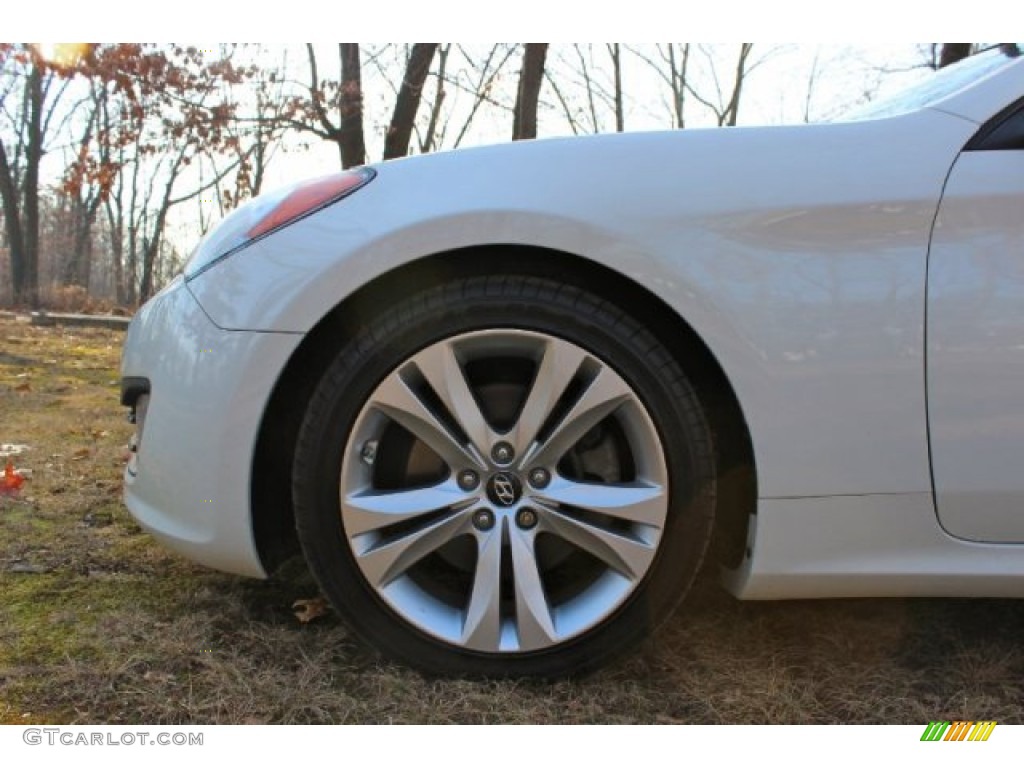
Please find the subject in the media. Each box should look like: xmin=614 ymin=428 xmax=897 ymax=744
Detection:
xmin=188 ymin=110 xmax=972 ymax=500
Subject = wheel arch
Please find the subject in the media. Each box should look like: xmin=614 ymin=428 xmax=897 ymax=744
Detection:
xmin=250 ymin=244 xmax=756 ymax=574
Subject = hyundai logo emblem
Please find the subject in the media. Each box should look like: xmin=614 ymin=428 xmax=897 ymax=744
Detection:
xmin=486 ymin=472 xmax=522 ymax=508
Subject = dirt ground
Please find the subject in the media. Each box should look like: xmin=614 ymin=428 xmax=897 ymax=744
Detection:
xmin=1 ymin=314 xmax=1022 ymax=724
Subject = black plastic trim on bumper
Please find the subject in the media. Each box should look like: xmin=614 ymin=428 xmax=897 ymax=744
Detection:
xmin=120 ymin=377 xmax=151 ymax=423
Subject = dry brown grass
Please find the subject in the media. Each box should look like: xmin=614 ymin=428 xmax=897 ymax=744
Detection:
xmin=1 ymin=314 xmax=1022 ymax=724
xmin=35 ymin=285 xmax=128 ymax=316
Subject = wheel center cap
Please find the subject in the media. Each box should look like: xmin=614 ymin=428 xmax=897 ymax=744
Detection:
xmin=486 ymin=472 xmax=522 ymax=508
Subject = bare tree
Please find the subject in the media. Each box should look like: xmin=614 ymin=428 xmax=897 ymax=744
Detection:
xmin=629 ymin=44 xmax=690 ymax=128
xmin=290 ymin=43 xmax=441 ymax=166
xmin=384 ymin=43 xmax=438 ymax=159
xmin=370 ymin=44 xmax=519 ymax=151
xmin=419 ymin=44 xmax=450 ymax=153
xmin=0 ymin=45 xmax=73 ymax=306
xmin=609 ymin=43 xmax=624 ymax=132
xmin=513 ymin=44 xmax=548 ymax=140
xmin=686 ymin=44 xmax=755 ymax=126
xmin=338 ymin=44 xmax=366 ymax=168
xmin=545 ymin=44 xmax=627 ymax=135
xmin=938 ymin=43 xmax=973 ymax=68
xmin=922 ymin=43 xmax=1019 ymax=70
xmin=293 ymin=43 xmax=368 ymax=169
xmin=447 ymin=44 xmax=517 ymax=149
xmin=74 ymin=45 xmax=253 ymax=302
xmin=207 ymin=46 xmax=291 ymax=220
xmin=59 ymin=94 xmax=104 ymax=289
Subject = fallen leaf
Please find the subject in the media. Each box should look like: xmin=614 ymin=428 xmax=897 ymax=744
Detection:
xmin=0 ymin=460 xmax=25 ymax=495
xmin=71 ymin=448 xmax=91 ymax=461
xmin=13 ymin=381 xmax=30 ymax=393
xmin=292 ymin=597 xmax=330 ymax=624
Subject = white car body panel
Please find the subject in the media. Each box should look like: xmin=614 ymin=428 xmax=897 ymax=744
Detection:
xmin=728 ymin=494 xmax=1024 ymax=599
xmin=122 ymin=52 xmax=1024 ymax=597
xmin=189 ymin=111 xmax=974 ymax=503
xmin=929 ymin=58 xmax=1022 ymax=123
xmin=928 ymin=150 xmax=1024 ymax=543
xmin=122 ymin=277 xmax=301 ymax=577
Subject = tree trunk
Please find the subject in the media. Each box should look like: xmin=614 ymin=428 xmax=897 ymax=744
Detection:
xmin=0 ymin=140 xmax=27 ymax=305
xmin=384 ymin=43 xmax=438 ymax=160
xmin=2 ymin=60 xmax=47 ymax=307
xmin=420 ymin=44 xmax=449 ymax=153
xmin=610 ymin=43 xmax=624 ymax=133
xmin=110 ymin=218 xmax=127 ymax=305
xmin=127 ymin=222 xmax=138 ymax=306
xmin=512 ymin=44 xmax=548 ymax=141
xmin=62 ymin=196 xmax=99 ymax=288
xmin=138 ymin=190 xmax=173 ymax=302
xmin=139 ymin=234 xmax=159 ymax=302
xmin=939 ymin=44 xmax=972 ymax=68
xmin=667 ymin=44 xmax=689 ymax=129
xmin=339 ymin=43 xmax=366 ymax=168
xmin=22 ymin=62 xmax=43 ymax=308
xmin=722 ymin=43 xmax=753 ymax=127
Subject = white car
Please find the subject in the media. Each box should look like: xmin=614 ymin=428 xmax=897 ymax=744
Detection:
xmin=121 ymin=47 xmax=1024 ymax=677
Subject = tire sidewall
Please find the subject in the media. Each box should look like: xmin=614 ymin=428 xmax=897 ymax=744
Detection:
xmin=292 ymin=277 xmax=715 ymax=677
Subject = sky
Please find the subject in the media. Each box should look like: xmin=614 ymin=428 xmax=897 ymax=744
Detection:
xmin=6 ymin=1 xmax=1011 ymax=42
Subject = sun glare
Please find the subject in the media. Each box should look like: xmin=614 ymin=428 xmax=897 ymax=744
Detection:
xmin=34 ymin=43 xmax=93 ymax=67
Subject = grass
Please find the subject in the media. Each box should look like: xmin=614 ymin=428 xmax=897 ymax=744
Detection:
xmin=1 ymin=313 xmax=1022 ymax=724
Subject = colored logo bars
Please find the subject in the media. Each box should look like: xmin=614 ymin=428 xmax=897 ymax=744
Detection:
xmin=921 ymin=721 xmax=997 ymax=742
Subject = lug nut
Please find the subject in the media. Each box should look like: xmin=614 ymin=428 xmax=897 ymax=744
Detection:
xmin=528 ymin=467 xmax=550 ymax=489
xmin=457 ymin=469 xmax=480 ymax=491
xmin=491 ymin=441 xmax=515 ymax=465
xmin=472 ymin=508 xmax=496 ymax=531
xmin=360 ymin=440 xmax=378 ymax=465
xmin=516 ymin=507 xmax=538 ymax=530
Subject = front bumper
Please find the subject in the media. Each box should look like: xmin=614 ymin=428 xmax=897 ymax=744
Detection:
xmin=121 ymin=276 xmax=303 ymax=577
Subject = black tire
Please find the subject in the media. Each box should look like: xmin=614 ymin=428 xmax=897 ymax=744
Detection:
xmin=292 ymin=274 xmax=716 ymax=677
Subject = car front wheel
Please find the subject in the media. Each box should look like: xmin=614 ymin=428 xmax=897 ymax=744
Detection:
xmin=292 ymin=275 xmax=716 ymax=676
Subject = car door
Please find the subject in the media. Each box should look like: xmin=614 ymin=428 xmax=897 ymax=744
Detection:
xmin=927 ymin=100 xmax=1024 ymax=542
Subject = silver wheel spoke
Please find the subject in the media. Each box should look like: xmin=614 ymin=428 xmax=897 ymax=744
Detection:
xmin=538 ymin=505 xmax=656 ymax=580
xmin=509 ymin=527 xmax=558 ymax=650
xmin=355 ymin=509 xmax=471 ymax=588
xmin=343 ymin=480 xmax=477 ymax=536
xmin=412 ymin=341 xmax=498 ymax=461
xmin=512 ymin=338 xmax=587 ymax=457
xmin=524 ymin=365 xmax=632 ymax=468
xmin=370 ymin=372 xmax=484 ymax=470
xmin=535 ymin=478 xmax=666 ymax=528
xmin=342 ymin=328 xmax=670 ymax=653
xmin=461 ymin=523 xmax=504 ymax=650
